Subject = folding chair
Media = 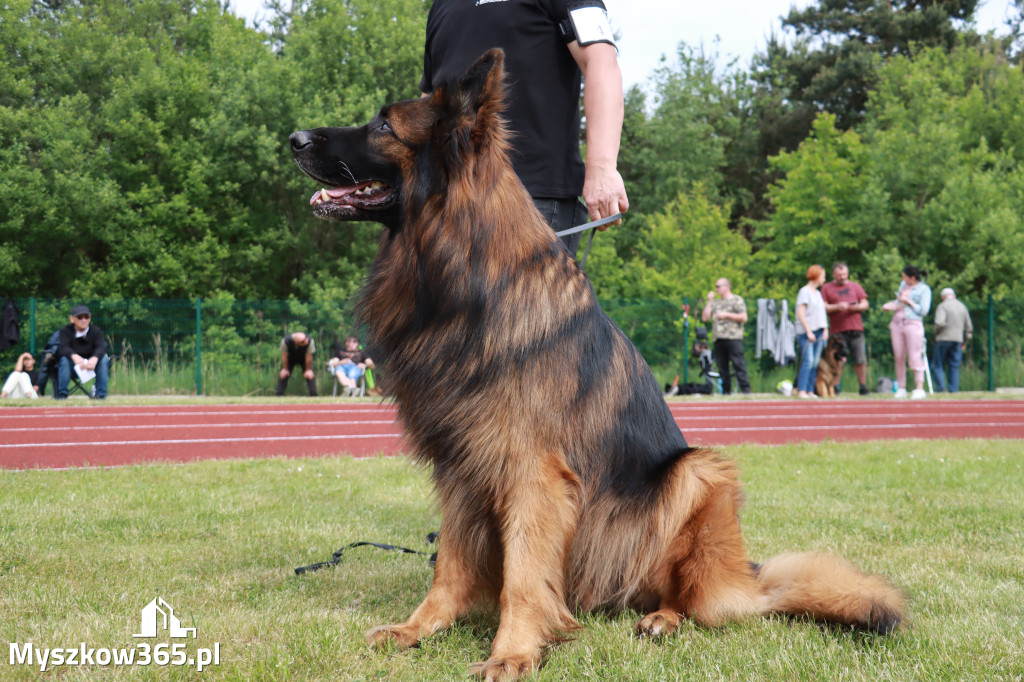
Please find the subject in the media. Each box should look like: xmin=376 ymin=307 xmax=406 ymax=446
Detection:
xmin=67 ymin=367 xmax=97 ymax=398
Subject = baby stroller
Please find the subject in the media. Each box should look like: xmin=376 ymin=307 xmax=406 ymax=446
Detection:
xmin=692 ymin=326 xmax=720 ymax=392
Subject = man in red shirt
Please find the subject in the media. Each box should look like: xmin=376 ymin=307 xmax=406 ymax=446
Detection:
xmin=821 ymin=263 xmax=870 ymax=395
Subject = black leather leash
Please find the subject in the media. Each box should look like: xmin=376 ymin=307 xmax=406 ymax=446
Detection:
xmin=295 ymin=532 xmax=439 ymax=575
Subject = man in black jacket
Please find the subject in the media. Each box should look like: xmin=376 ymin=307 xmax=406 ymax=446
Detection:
xmin=56 ymin=304 xmax=109 ymax=399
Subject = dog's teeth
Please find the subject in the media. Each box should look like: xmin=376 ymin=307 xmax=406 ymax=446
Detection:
xmin=320 ymin=189 xmax=329 ymax=202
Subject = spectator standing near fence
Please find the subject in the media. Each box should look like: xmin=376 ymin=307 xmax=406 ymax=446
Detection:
xmin=882 ymin=265 xmax=932 ymax=400
xmin=821 ymin=262 xmax=870 ymax=396
xmin=932 ymin=287 xmax=972 ymax=393
xmin=56 ymin=305 xmax=109 ymax=399
xmin=276 ymin=332 xmax=317 ymax=397
xmin=701 ymin=278 xmax=751 ymax=395
xmin=795 ymin=265 xmax=829 ymax=399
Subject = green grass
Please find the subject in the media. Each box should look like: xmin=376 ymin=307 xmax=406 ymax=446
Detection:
xmin=2 ymin=441 xmax=1023 ymax=680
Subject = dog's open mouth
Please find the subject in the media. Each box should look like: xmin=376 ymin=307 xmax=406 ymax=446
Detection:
xmin=309 ymin=180 xmax=395 ymax=214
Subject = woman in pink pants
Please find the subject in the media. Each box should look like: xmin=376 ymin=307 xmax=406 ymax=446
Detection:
xmin=883 ymin=266 xmax=932 ymax=399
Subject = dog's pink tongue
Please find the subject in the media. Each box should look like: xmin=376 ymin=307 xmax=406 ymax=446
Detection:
xmin=308 ymin=186 xmax=360 ymax=205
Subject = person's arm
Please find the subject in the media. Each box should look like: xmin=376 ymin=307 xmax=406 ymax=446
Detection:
xmin=934 ymin=303 xmax=948 ymax=335
xmin=701 ymin=293 xmax=714 ymax=323
xmin=568 ymin=41 xmax=628 ymax=227
xmin=728 ymin=300 xmax=749 ymax=324
xmin=304 ymin=351 xmax=314 ymax=377
xmin=796 ymin=302 xmax=816 ymax=341
xmin=822 ymin=287 xmax=843 ymax=313
xmin=86 ymin=328 xmax=107 ymax=370
xmin=964 ymin=308 xmax=973 ymax=346
xmin=57 ymin=327 xmax=74 ymax=361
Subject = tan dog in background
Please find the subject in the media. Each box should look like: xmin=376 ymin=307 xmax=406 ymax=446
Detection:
xmin=816 ymin=334 xmax=849 ymax=397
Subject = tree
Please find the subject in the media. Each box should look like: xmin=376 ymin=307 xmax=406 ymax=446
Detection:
xmin=588 ymin=185 xmax=749 ymax=309
xmin=753 ymin=113 xmax=891 ymax=295
xmin=861 ymin=42 xmax=1024 ymax=299
xmin=754 ymin=41 xmax=1024 ymax=302
xmin=0 ymin=0 xmax=427 ymax=300
xmin=761 ymin=0 xmax=980 ymax=132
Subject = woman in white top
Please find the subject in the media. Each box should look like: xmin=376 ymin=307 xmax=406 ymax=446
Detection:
xmin=795 ymin=264 xmax=829 ymax=398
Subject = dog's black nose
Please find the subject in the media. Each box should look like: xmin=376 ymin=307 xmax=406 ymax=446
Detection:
xmin=290 ymin=130 xmax=314 ymax=153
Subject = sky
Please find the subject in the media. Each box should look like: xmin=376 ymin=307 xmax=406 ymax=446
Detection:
xmin=228 ymin=0 xmax=1018 ymax=90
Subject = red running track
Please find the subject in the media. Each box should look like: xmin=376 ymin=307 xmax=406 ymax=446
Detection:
xmin=3 ymin=400 xmax=1024 ymax=470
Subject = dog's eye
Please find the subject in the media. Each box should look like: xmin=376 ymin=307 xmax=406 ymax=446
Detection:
xmin=380 ymin=120 xmax=392 ymax=133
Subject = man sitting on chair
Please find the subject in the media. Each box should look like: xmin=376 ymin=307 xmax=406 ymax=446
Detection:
xmin=329 ymin=335 xmax=374 ymax=397
xmin=56 ymin=304 xmax=109 ymax=399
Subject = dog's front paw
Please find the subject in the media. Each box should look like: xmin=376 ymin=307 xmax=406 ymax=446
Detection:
xmin=470 ymin=655 xmax=540 ymax=681
xmin=366 ymin=623 xmax=421 ymax=650
xmin=635 ymin=610 xmax=682 ymax=638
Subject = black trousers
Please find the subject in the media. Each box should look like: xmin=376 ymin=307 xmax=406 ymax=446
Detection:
xmin=276 ymin=362 xmax=318 ymax=396
xmin=712 ymin=338 xmax=750 ymax=394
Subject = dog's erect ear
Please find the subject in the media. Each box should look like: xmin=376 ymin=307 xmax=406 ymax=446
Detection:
xmin=457 ymin=49 xmax=506 ymax=122
xmin=431 ymin=49 xmax=508 ymax=171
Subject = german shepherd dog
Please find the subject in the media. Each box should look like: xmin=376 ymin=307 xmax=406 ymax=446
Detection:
xmin=815 ymin=334 xmax=850 ymax=398
xmin=291 ymin=51 xmax=905 ymax=680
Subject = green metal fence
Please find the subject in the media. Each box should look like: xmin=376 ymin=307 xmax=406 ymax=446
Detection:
xmin=1 ymin=295 xmax=1020 ymax=396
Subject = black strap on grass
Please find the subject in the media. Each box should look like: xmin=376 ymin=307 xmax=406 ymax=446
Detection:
xmin=295 ymin=532 xmax=439 ymax=575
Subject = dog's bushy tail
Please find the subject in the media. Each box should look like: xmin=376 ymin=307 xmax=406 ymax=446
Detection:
xmin=754 ymin=552 xmax=906 ymax=634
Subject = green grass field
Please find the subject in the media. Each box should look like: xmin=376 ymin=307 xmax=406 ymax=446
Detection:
xmin=2 ymin=440 xmax=1023 ymax=680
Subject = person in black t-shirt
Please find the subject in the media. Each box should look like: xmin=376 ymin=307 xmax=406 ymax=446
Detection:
xmin=276 ymin=332 xmax=318 ymax=396
xmin=421 ymin=0 xmax=628 ymax=257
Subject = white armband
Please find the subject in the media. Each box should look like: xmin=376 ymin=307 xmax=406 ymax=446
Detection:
xmin=565 ymin=4 xmax=614 ymax=47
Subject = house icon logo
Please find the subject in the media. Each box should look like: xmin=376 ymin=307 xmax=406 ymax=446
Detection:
xmin=133 ymin=597 xmax=197 ymax=639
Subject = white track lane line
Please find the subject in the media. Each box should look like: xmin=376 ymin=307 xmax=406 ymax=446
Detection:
xmin=0 ymin=433 xmax=402 ymax=449
xmin=0 ymin=408 xmax=396 ymax=420
xmin=678 ymin=421 xmax=1020 ymax=433
xmin=1 ymin=420 xmax=397 ymax=433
